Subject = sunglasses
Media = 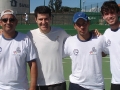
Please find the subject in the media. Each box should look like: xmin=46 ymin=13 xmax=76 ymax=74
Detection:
xmin=1 ymin=18 xmax=16 ymax=23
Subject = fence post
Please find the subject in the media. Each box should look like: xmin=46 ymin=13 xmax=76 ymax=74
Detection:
xmin=20 ymin=14 xmax=22 ymax=25
xmin=85 ymin=6 xmax=86 ymax=12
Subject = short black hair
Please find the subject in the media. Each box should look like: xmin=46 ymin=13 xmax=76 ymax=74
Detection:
xmin=101 ymin=1 xmax=120 ymax=15
xmin=34 ymin=6 xmax=51 ymax=18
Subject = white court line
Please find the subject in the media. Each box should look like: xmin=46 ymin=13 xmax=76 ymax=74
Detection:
xmin=103 ymin=57 xmax=110 ymax=58
xmin=104 ymin=78 xmax=111 ymax=80
xmin=65 ymin=78 xmax=111 ymax=82
xmin=63 ymin=61 xmax=110 ymax=63
xmin=64 ymin=57 xmax=110 ymax=60
xmin=104 ymin=61 xmax=110 ymax=62
xmin=63 ymin=58 xmax=110 ymax=63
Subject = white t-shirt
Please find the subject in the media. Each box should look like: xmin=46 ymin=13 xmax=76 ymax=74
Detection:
xmin=27 ymin=27 xmax=69 ymax=85
xmin=104 ymin=28 xmax=120 ymax=84
xmin=0 ymin=32 xmax=37 ymax=90
xmin=25 ymin=14 xmax=28 ymax=21
xmin=64 ymin=34 xmax=108 ymax=90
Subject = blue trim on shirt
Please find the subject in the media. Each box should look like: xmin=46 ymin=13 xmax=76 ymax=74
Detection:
xmin=77 ymin=32 xmax=92 ymax=42
xmin=111 ymin=27 xmax=120 ymax=32
xmin=2 ymin=31 xmax=18 ymax=40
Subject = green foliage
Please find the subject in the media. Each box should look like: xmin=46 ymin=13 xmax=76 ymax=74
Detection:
xmin=48 ymin=0 xmax=62 ymax=12
xmin=61 ymin=6 xmax=70 ymax=12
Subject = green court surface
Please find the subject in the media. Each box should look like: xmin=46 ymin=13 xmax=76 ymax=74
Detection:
xmin=17 ymin=24 xmax=111 ymax=90
xmin=16 ymin=24 xmax=109 ymax=35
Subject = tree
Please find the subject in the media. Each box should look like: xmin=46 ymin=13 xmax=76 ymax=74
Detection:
xmin=61 ymin=6 xmax=70 ymax=12
xmin=48 ymin=0 xmax=62 ymax=12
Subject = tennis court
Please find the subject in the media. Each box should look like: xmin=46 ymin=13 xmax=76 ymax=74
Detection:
xmin=16 ymin=23 xmax=109 ymax=34
xmin=16 ymin=24 xmax=111 ymax=90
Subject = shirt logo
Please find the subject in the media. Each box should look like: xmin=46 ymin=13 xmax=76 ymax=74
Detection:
xmin=13 ymin=47 xmax=21 ymax=55
xmin=106 ymin=39 xmax=111 ymax=47
xmin=73 ymin=49 xmax=79 ymax=55
xmin=90 ymin=47 xmax=97 ymax=55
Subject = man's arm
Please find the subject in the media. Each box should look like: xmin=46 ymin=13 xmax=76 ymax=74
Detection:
xmin=28 ymin=60 xmax=37 ymax=90
xmin=0 ymin=29 xmax=2 ymax=34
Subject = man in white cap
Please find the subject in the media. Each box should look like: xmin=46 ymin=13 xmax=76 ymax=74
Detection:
xmin=0 ymin=9 xmax=37 ymax=90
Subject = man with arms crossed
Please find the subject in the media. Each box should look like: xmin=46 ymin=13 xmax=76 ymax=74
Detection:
xmin=27 ymin=6 xmax=69 ymax=90
xmin=64 ymin=12 xmax=108 ymax=90
xmin=0 ymin=9 xmax=37 ymax=90
xmin=101 ymin=1 xmax=120 ymax=90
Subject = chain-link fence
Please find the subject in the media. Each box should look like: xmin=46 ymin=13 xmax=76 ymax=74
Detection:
xmin=16 ymin=0 xmax=120 ymax=25
xmin=16 ymin=12 xmax=104 ymax=25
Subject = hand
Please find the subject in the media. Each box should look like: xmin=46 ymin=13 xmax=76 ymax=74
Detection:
xmin=0 ymin=29 xmax=2 ymax=35
xmin=102 ymin=52 xmax=107 ymax=57
xmin=91 ymin=29 xmax=101 ymax=37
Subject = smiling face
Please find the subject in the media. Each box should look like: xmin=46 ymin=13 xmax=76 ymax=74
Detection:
xmin=74 ymin=18 xmax=89 ymax=36
xmin=101 ymin=1 xmax=120 ymax=27
xmin=35 ymin=13 xmax=51 ymax=34
xmin=102 ymin=10 xmax=119 ymax=26
xmin=0 ymin=14 xmax=17 ymax=34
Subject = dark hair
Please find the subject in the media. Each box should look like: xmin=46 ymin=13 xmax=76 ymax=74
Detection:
xmin=101 ymin=1 xmax=120 ymax=15
xmin=34 ymin=6 xmax=51 ymax=18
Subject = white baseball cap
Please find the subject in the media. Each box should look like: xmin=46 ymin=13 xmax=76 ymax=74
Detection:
xmin=0 ymin=9 xmax=16 ymax=19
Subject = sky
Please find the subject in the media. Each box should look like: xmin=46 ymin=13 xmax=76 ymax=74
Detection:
xmin=30 ymin=0 xmax=120 ymax=12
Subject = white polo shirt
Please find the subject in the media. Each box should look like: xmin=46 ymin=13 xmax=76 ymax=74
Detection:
xmin=27 ymin=27 xmax=69 ymax=85
xmin=104 ymin=28 xmax=120 ymax=84
xmin=64 ymin=34 xmax=108 ymax=90
xmin=0 ymin=32 xmax=37 ymax=90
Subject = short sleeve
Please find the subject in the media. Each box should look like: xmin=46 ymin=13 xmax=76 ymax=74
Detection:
xmin=63 ymin=37 xmax=71 ymax=57
xmin=62 ymin=30 xmax=70 ymax=58
xmin=25 ymin=36 xmax=37 ymax=61
xmin=102 ymin=36 xmax=109 ymax=54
